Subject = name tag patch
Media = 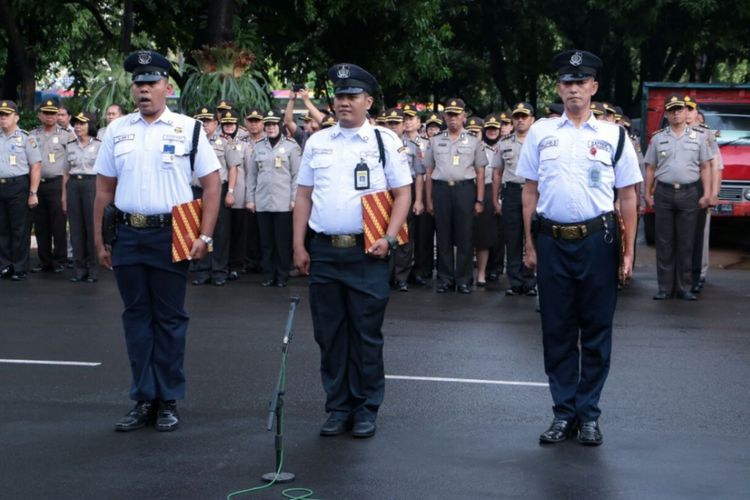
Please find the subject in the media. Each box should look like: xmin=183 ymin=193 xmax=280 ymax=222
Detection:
xmin=114 ymin=134 xmax=135 ymax=144
xmin=538 ymin=136 xmax=559 ymax=151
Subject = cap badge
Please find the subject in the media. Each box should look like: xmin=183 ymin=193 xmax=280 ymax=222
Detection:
xmin=671 ymin=96 xmax=677 ymax=102
xmin=202 ymin=108 xmax=208 ymax=114
xmin=47 ymin=100 xmax=53 ymax=106
xmin=226 ymin=112 xmax=232 ymax=118
xmin=570 ymin=51 xmax=583 ymax=67
xmin=1 ymin=102 xmax=5 ymax=107
xmin=137 ymin=51 xmax=152 ymax=65
xmin=390 ymin=111 xmax=397 ymax=116
xmin=336 ymin=65 xmax=351 ymax=79
xmin=451 ymin=101 xmax=457 ymax=106
xmin=268 ymin=111 xmax=274 ymax=116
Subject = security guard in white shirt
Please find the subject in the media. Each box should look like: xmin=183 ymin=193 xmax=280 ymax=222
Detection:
xmin=516 ymin=49 xmax=642 ymax=447
xmin=94 ymin=50 xmax=221 ymax=433
xmin=293 ymin=63 xmax=412 ymax=439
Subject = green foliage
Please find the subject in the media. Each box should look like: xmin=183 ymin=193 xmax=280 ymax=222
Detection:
xmin=83 ymin=54 xmax=134 ymax=122
xmin=179 ymin=66 xmax=271 ymax=115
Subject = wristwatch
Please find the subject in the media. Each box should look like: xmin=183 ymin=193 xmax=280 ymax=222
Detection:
xmin=199 ymin=234 xmax=214 ymax=251
xmin=383 ymin=234 xmax=398 ymax=251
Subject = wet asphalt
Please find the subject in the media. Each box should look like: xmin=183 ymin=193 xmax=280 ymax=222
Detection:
xmin=1 ymin=233 xmax=749 ymax=500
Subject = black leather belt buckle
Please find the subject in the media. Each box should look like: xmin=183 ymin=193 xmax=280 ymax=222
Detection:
xmin=330 ymin=235 xmax=357 ymax=248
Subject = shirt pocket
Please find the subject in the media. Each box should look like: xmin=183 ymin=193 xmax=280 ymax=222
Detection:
xmin=114 ymin=140 xmax=136 ymax=171
xmin=586 ymin=149 xmax=612 ymax=167
xmin=539 ymin=147 xmax=560 ymax=162
xmin=310 ymin=155 xmax=332 ymax=169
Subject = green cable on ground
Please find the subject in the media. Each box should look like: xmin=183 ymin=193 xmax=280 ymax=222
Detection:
xmin=225 ymin=353 xmax=321 ymax=500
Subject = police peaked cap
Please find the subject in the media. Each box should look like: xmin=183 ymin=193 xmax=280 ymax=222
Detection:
xmin=512 ymin=102 xmax=534 ymax=116
xmin=546 ymin=103 xmax=564 ymax=116
xmin=0 ymin=100 xmax=17 ymax=114
xmin=552 ymin=49 xmax=602 ymax=81
xmin=328 ymin=63 xmax=378 ymax=95
xmin=384 ymin=108 xmax=404 ymax=123
xmin=664 ymin=94 xmax=686 ymax=110
xmin=483 ymin=113 xmax=502 ymax=129
xmin=193 ymin=107 xmax=215 ymax=120
xmin=402 ymin=104 xmax=418 ymax=117
xmin=425 ymin=113 xmax=443 ymax=126
xmin=590 ymin=101 xmax=606 ymax=116
xmin=124 ymin=50 xmax=172 ymax=83
xmin=39 ymin=99 xmax=60 ymax=113
xmin=263 ymin=109 xmax=282 ymax=123
xmin=444 ymin=98 xmax=466 ymax=114
xmin=219 ymin=111 xmax=238 ymax=124
xmin=71 ymin=111 xmax=95 ymax=124
xmin=466 ymin=116 xmax=484 ymax=130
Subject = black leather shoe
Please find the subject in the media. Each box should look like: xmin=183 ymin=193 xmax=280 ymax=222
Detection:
xmin=31 ymin=265 xmax=50 ymax=273
xmin=86 ymin=277 xmax=98 ymax=283
xmin=457 ymin=283 xmax=472 ymax=294
xmin=320 ymin=415 xmax=352 ymax=436
xmin=505 ymin=287 xmax=523 ymax=296
xmin=228 ymin=271 xmax=240 ymax=281
xmin=155 ymin=400 xmax=180 ymax=432
xmin=539 ymin=418 xmax=578 ymax=444
xmin=11 ymin=272 xmax=27 ymax=281
xmin=351 ymin=420 xmax=376 ymax=438
xmin=276 ymin=280 xmax=288 ymax=288
xmin=396 ymin=281 xmax=408 ymax=292
xmin=487 ymin=272 xmax=499 ymax=282
xmin=524 ymin=287 xmax=538 ymax=297
xmin=0 ymin=266 xmax=13 ymax=279
xmin=70 ymin=275 xmax=87 ymax=283
xmin=213 ymin=279 xmax=226 ymax=286
xmin=115 ymin=401 xmax=156 ymax=432
xmin=676 ymin=291 xmax=697 ymax=301
xmin=577 ymin=420 xmax=603 ymax=446
xmin=436 ymin=282 xmax=454 ymax=293
xmin=53 ymin=264 xmax=65 ymax=273
xmin=653 ymin=291 xmax=671 ymax=300
xmin=261 ymin=279 xmax=276 ymax=287
xmin=414 ymin=276 xmax=428 ymax=287
xmin=192 ymin=276 xmax=210 ymax=286
xmin=690 ymin=285 xmax=702 ymax=294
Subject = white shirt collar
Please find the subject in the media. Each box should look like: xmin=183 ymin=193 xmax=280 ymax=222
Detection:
xmin=558 ymin=111 xmax=599 ymax=131
xmin=331 ymin=119 xmax=373 ymax=141
xmin=130 ymin=106 xmax=177 ymax=126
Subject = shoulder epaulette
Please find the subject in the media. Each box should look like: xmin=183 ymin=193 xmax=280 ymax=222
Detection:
xmin=691 ymin=125 xmax=705 ymax=133
xmin=650 ymin=127 xmax=666 ymax=137
xmin=254 ymin=137 xmax=265 ymax=144
xmin=67 ymin=138 xmax=77 ymax=145
xmin=698 ymin=123 xmax=710 ymax=129
xmin=500 ymin=133 xmax=514 ymax=141
xmin=18 ymin=128 xmax=30 ymax=136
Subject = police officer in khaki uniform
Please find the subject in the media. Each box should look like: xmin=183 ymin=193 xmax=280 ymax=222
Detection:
xmin=192 ymin=107 xmax=242 ymax=286
xmin=644 ymin=94 xmax=712 ymax=300
xmin=492 ymin=102 xmax=537 ymax=295
xmin=424 ymin=113 xmax=443 ymax=137
xmin=473 ymin=114 xmax=501 ymax=287
xmin=685 ymin=95 xmax=722 ymax=293
xmin=246 ymin=109 xmax=301 ymax=287
xmin=0 ymin=100 xmax=42 ymax=280
xmin=63 ymin=111 xmax=101 ymax=282
xmin=31 ymin=99 xmax=73 ymax=273
xmin=424 ymin=98 xmax=488 ymax=294
xmin=216 ymin=100 xmax=249 ymax=141
xmin=221 ymin=111 xmax=250 ymax=280
xmin=384 ymin=107 xmax=425 ymax=291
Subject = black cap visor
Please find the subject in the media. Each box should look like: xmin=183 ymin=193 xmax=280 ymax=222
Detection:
xmin=132 ymin=66 xmax=169 ymax=83
xmin=334 ymin=79 xmax=371 ymax=95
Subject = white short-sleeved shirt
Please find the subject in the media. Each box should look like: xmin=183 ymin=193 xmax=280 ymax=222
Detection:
xmin=95 ymin=108 xmax=220 ymax=215
xmin=297 ymin=121 xmax=412 ymax=235
xmin=516 ymin=113 xmax=643 ymax=223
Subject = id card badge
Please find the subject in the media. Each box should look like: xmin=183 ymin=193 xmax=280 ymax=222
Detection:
xmin=588 ymin=164 xmax=601 ymax=188
xmin=452 ymin=154 xmax=460 ymax=167
xmin=354 ymin=160 xmax=370 ymax=190
xmin=48 ymin=153 xmax=56 ymax=163
xmin=274 ymin=156 xmax=282 ymax=168
xmin=9 ymin=154 xmax=17 ymax=166
xmin=162 ymin=144 xmax=175 ymax=163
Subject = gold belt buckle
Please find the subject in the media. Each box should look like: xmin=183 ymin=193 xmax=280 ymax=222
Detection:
xmin=560 ymin=225 xmax=582 ymax=240
xmin=0 ymin=178 xmax=7 ymax=184
xmin=129 ymin=213 xmax=148 ymax=228
xmin=674 ymin=183 xmax=681 ymax=189
xmin=76 ymin=175 xmax=84 ymax=180
xmin=447 ymin=180 xmax=456 ymax=187
xmin=331 ymin=235 xmax=356 ymax=248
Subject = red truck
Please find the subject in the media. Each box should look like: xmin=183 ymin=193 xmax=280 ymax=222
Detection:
xmin=640 ymin=82 xmax=750 ymax=244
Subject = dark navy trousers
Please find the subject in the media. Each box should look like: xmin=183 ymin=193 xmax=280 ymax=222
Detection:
xmin=308 ymin=236 xmax=390 ymax=422
xmin=112 ymin=225 xmax=190 ymax=401
xmin=535 ymin=228 xmax=618 ymax=422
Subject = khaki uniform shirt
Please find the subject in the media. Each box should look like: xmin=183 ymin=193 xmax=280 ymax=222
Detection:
xmin=66 ymin=138 xmax=101 ymax=175
xmin=423 ymin=130 xmax=487 ymax=182
xmin=481 ymin=141 xmax=498 ymax=184
xmin=245 ymin=136 xmax=301 ymax=212
xmin=402 ymin=135 xmax=426 ymax=178
xmin=0 ymin=128 xmax=42 ymax=177
xmin=491 ymin=133 xmax=526 ymax=184
xmin=645 ymin=126 xmax=713 ymax=184
xmin=31 ymin=126 xmax=73 ymax=178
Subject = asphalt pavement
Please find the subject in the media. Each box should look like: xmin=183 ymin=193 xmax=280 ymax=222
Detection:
xmin=1 ymin=234 xmax=749 ymax=500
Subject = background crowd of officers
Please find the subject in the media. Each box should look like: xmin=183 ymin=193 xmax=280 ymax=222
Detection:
xmin=0 ymin=88 xmax=723 ymax=299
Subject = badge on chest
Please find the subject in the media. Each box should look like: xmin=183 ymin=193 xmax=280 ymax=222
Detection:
xmin=162 ymin=144 xmax=175 ymax=163
xmin=354 ymin=157 xmax=370 ymax=190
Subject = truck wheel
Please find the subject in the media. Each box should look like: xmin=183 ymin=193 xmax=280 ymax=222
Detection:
xmin=643 ymin=212 xmax=655 ymax=245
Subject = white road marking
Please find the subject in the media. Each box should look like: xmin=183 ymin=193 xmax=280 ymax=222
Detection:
xmin=0 ymin=359 xmax=101 ymax=367
xmin=386 ymin=374 xmax=548 ymax=387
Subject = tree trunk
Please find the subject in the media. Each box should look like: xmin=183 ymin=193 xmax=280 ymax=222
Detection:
xmin=120 ymin=0 xmax=134 ymax=53
xmin=205 ymin=0 xmax=235 ymax=45
xmin=0 ymin=0 xmax=36 ymax=108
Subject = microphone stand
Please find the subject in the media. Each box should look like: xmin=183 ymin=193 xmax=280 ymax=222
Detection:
xmin=261 ymin=295 xmax=300 ymax=484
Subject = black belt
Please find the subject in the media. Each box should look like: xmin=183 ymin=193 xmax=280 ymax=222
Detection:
xmin=0 ymin=175 xmax=27 ymax=184
xmin=502 ymin=182 xmax=523 ymax=189
xmin=40 ymin=176 xmax=62 ymax=183
xmin=432 ymin=179 xmax=474 ymax=187
xmin=537 ymin=212 xmax=615 ymax=240
xmin=311 ymin=231 xmax=363 ymax=249
xmin=70 ymin=174 xmax=96 ymax=180
xmin=117 ymin=212 xmax=172 ymax=229
xmin=657 ymin=180 xmax=701 ymax=190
